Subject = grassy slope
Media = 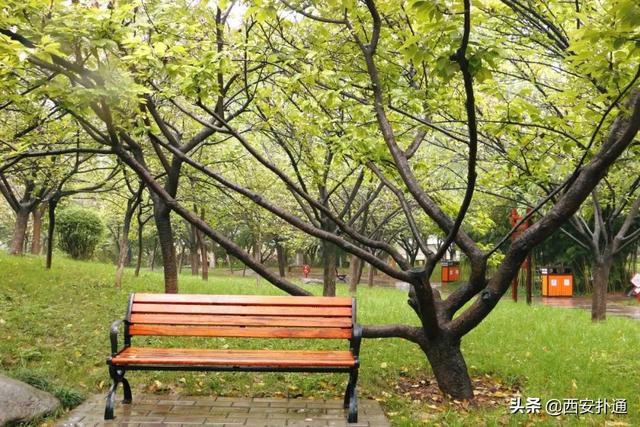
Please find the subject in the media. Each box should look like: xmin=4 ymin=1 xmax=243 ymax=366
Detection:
xmin=0 ymin=254 xmax=638 ymax=426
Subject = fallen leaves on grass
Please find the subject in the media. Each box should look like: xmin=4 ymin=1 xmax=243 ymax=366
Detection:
xmin=394 ymin=373 xmax=520 ymax=413
xmin=146 ymin=379 xmax=171 ymax=393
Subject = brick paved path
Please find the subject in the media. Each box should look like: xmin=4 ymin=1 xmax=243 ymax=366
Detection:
xmin=55 ymin=394 xmax=391 ymax=427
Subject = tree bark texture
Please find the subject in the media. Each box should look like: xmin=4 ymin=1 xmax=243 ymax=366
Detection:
xmin=178 ymin=244 xmax=185 ymax=273
xmin=189 ymin=222 xmax=199 ymax=275
xmin=367 ymin=263 xmax=376 ymax=287
xmin=201 ymin=242 xmax=208 ymax=280
xmin=135 ymin=230 xmax=144 ymax=277
xmin=46 ymin=199 xmax=57 ymax=269
xmin=9 ymin=209 xmax=30 ymax=255
xmin=422 ymin=335 xmax=474 ymax=399
xmin=276 ymin=243 xmax=286 ymax=278
xmin=349 ymin=256 xmax=362 ymax=293
xmin=196 ymin=227 xmax=208 ymax=281
xmin=322 ymin=240 xmax=337 ymax=296
xmin=30 ymin=206 xmax=44 ymax=255
xmin=150 ymin=239 xmax=158 ymax=271
xmin=153 ymin=202 xmax=178 ymax=293
xmin=226 ymin=253 xmax=234 ymax=274
xmin=591 ymin=257 xmax=612 ymax=321
xmin=198 ymin=208 xmax=208 ymax=281
xmin=115 ymin=199 xmax=137 ymax=288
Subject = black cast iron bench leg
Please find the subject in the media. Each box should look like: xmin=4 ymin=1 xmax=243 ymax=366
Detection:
xmin=122 ymin=374 xmax=132 ymax=404
xmin=105 ymin=367 xmax=132 ymax=419
xmin=343 ymin=367 xmax=359 ymax=423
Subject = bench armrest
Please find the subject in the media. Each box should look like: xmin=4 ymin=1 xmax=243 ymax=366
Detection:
xmin=109 ymin=319 xmax=126 ymax=356
xmin=351 ymin=324 xmax=363 ymax=359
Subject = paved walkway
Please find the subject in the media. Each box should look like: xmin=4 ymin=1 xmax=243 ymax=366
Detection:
xmin=55 ymin=394 xmax=391 ymax=427
xmin=536 ymin=294 xmax=640 ymax=320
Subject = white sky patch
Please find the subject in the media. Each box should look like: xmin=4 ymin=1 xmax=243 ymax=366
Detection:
xmin=225 ymin=1 xmax=247 ymax=28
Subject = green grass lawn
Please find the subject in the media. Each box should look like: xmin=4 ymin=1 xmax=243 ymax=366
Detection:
xmin=1 ymin=253 xmax=639 ymax=426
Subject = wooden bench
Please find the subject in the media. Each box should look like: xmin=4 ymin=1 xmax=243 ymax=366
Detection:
xmin=105 ymin=293 xmax=362 ymax=423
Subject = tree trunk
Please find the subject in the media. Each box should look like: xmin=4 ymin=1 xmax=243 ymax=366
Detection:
xmin=322 ymin=240 xmax=337 ymax=296
xmin=115 ymin=201 xmax=136 ymax=288
xmin=356 ymin=258 xmax=364 ymax=284
xmin=134 ymin=205 xmax=145 ymax=277
xmin=197 ymin=208 xmax=208 ymax=281
xmin=367 ymin=263 xmax=376 ymax=287
xmin=178 ymin=244 xmax=185 ymax=273
xmin=189 ymin=223 xmax=199 ymax=276
xmin=591 ymin=256 xmax=612 ymax=321
xmin=31 ymin=206 xmax=44 ymax=255
xmin=9 ymin=208 xmax=30 ymax=255
xmin=196 ymin=230 xmax=208 ymax=281
xmin=349 ymin=256 xmax=361 ymax=293
xmin=201 ymin=241 xmax=208 ymax=280
xmin=154 ymin=203 xmax=178 ymax=293
xmin=227 ymin=253 xmax=234 ymax=274
xmin=150 ymin=239 xmax=158 ymax=270
xmin=135 ymin=228 xmax=144 ymax=277
xmin=276 ymin=243 xmax=286 ymax=277
xmin=422 ymin=334 xmax=474 ymax=399
xmin=252 ymin=238 xmax=261 ymax=263
xmin=46 ymin=199 xmax=58 ymax=269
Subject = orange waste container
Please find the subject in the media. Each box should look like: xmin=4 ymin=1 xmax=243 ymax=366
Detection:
xmin=441 ymin=261 xmax=460 ymax=283
xmin=541 ymin=267 xmax=573 ymax=297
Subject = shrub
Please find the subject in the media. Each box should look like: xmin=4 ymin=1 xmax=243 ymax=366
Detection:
xmin=56 ymin=207 xmax=104 ymax=260
xmin=13 ymin=368 xmax=84 ymax=408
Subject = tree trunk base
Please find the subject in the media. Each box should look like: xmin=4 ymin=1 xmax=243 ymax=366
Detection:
xmin=423 ymin=336 xmax=474 ymax=400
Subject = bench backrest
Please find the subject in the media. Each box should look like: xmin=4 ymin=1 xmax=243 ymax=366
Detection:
xmin=125 ymin=293 xmax=355 ymax=340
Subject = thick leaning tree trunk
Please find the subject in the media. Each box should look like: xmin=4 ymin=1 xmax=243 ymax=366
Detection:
xmin=422 ymin=333 xmax=474 ymax=399
xmin=9 ymin=209 xmax=30 ymax=255
xmin=153 ymin=201 xmax=178 ymax=293
xmin=322 ymin=240 xmax=337 ymax=296
xmin=591 ymin=255 xmax=612 ymax=321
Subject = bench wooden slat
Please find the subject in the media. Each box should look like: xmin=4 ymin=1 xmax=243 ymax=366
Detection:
xmin=134 ymin=293 xmax=353 ymax=306
xmin=131 ymin=303 xmax=352 ymax=317
xmin=128 ymin=324 xmax=353 ymax=339
xmin=118 ymin=347 xmax=353 ymax=359
xmin=130 ymin=313 xmax=352 ymax=328
xmin=111 ymin=347 xmax=356 ymax=367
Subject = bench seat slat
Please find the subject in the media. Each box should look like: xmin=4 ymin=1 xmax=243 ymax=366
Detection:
xmin=111 ymin=347 xmax=356 ymax=367
xmin=130 ymin=313 xmax=352 ymax=328
xmin=128 ymin=324 xmax=352 ymax=339
xmin=134 ymin=293 xmax=353 ymax=306
xmin=132 ymin=303 xmax=352 ymax=317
